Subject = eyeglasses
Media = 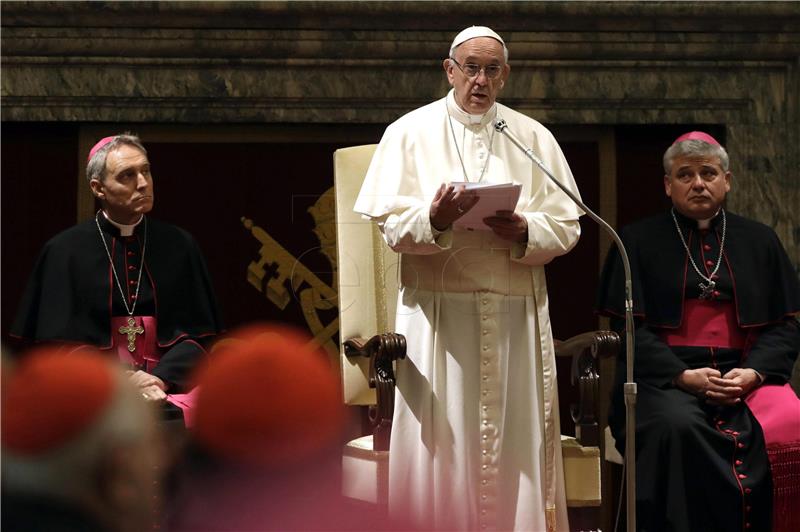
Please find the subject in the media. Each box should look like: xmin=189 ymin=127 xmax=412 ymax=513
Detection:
xmin=449 ymin=58 xmax=503 ymax=80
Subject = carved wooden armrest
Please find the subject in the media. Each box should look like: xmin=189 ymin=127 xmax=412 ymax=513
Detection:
xmin=554 ymin=331 xmax=620 ymax=447
xmin=344 ymin=333 xmax=407 ymax=451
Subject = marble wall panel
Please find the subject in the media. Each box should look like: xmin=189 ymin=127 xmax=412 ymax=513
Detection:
xmin=2 ymin=0 xmax=799 ymax=266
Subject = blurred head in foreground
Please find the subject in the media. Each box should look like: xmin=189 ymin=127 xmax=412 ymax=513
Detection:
xmin=169 ymin=324 xmax=349 ymax=531
xmin=2 ymin=348 xmax=162 ymax=532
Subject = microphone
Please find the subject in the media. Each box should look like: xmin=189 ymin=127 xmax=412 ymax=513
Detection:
xmin=493 ymin=118 xmax=638 ymax=532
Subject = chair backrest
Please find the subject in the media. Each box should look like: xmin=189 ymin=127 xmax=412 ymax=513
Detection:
xmin=333 ymin=144 xmax=400 ymax=406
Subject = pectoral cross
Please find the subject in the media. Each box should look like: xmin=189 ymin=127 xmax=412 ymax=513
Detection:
xmin=118 ymin=317 xmax=144 ymax=353
xmin=699 ymin=280 xmax=716 ymax=300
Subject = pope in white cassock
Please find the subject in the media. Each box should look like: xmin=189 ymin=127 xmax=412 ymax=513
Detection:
xmin=353 ymin=26 xmax=583 ymax=531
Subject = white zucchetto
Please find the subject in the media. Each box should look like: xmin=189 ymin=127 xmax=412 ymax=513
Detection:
xmin=449 ymin=26 xmax=506 ymax=54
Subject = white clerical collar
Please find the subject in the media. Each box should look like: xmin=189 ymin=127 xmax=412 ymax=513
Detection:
xmin=446 ymin=89 xmax=497 ymax=127
xmin=697 ymin=209 xmax=722 ymax=230
xmin=102 ymin=211 xmax=143 ymax=237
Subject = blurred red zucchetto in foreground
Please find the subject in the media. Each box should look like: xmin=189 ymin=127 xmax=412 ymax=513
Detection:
xmin=2 ymin=349 xmax=116 ymax=455
xmin=191 ymin=324 xmax=345 ymax=468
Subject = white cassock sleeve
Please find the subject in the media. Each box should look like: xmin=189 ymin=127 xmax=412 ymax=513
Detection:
xmin=353 ymin=118 xmax=454 ymax=255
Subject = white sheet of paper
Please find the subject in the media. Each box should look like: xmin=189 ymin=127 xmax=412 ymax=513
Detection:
xmin=450 ymin=181 xmax=522 ymax=231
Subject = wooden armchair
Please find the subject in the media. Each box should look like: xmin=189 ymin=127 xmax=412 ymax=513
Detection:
xmin=333 ymin=145 xmax=619 ymax=518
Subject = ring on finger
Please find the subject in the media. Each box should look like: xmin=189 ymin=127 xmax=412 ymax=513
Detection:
xmin=457 ymin=204 xmax=465 ymax=214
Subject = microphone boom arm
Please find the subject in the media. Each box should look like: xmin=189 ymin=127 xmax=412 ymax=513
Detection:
xmin=493 ymin=118 xmax=637 ymax=532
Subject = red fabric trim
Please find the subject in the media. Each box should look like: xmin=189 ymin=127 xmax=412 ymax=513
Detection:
xmin=102 ymin=239 xmax=115 ymax=349
xmin=123 ymin=238 xmax=132 ymax=303
xmin=715 ymin=420 xmax=748 ymax=531
xmin=593 ymin=308 xmax=646 ymax=320
xmin=678 ymin=230 xmax=690 ymax=325
xmin=158 ymin=330 xmax=217 ymax=349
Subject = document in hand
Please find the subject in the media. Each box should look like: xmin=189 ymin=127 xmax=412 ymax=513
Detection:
xmin=451 ymin=182 xmax=522 ymax=231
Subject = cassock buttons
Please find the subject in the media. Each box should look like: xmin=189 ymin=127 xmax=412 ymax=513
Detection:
xmin=736 ymin=460 xmax=743 ymax=466
xmin=705 ymin=259 xmax=714 ymax=267
xmin=712 ymin=290 xmax=721 ymax=298
xmin=738 ymin=473 xmax=748 ymax=479
xmin=703 ymin=244 xmax=712 ymax=252
xmin=710 ymin=274 xmax=720 ymax=281
xmin=129 ymin=280 xmax=137 ymax=286
xmin=128 ymin=265 xmax=136 ymax=271
xmin=127 ymin=251 xmax=135 ymax=257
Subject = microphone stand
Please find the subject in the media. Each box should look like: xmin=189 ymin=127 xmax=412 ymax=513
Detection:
xmin=494 ymin=119 xmax=637 ymax=532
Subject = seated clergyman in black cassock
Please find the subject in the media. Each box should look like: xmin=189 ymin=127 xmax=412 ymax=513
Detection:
xmin=597 ymin=131 xmax=800 ymax=532
xmin=11 ymin=133 xmax=223 ymax=422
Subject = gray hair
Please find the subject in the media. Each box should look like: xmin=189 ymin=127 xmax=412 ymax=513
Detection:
xmin=86 ymin=133 xmax=147 ymax=183
xmin=450 ymin=39 xmax=509 ymax=63
xmin=663 ymin=139 xmax=729 ymax=174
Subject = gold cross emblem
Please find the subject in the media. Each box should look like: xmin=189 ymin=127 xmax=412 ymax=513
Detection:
xmin=118 ymin=317 xmax=144 ymax=353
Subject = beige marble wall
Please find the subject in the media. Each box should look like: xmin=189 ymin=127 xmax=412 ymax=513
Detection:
xmin=2 ymin=0 xmax=799 ymax=267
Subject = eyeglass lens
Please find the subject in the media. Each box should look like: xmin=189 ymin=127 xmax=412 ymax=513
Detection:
xmin=453 ymin=59 xmax=502 ymax=79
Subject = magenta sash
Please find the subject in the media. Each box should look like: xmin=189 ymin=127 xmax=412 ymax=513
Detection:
xmin=109 ymin=315 xmax=196 ymax=426
xmin=111 ymin=316 xmax=160 ymax=372
xmin=746 ymin=384 xmax=800 ymax=447
xmin=661 ymin=299 xmax=747 ymax=349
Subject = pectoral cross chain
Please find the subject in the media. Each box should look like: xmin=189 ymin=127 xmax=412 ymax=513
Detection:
xmin=119 ymin=317 xmax=144 ymax=353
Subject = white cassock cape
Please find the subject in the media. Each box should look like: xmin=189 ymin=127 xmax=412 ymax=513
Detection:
xmin=354 ymin=90 xmax=582 ymax=531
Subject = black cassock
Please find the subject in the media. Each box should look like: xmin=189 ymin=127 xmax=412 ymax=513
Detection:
xmin=597 ymin=209 xmax=800 ymax=532
xmin=11 ymin=214 xmax=223 ymax=415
